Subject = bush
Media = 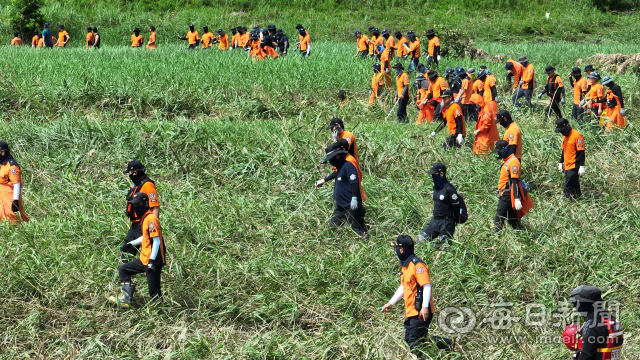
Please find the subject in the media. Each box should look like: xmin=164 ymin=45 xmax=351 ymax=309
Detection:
xmin=3 ymin=0 xmax=44 ymax=37
xmin=587 ymin=0 xmax=638 ymax=11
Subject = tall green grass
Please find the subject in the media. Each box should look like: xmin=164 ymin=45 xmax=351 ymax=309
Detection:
xmin=0 ymin=41 xmax=639 ymax=358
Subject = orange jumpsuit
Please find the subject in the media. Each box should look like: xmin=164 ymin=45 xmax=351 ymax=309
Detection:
xmin=0 ymin=160 xmax=28 ymax=224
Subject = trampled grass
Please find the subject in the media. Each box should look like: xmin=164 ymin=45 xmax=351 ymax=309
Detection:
xmin=0 ymin=40 xmax=639 ymax=359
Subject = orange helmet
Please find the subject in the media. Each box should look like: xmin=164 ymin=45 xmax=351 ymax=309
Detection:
xmin=470 ymin=93 xmax=484 ymax=107
xmin=562 ymin=324 xmax=580 ymax=350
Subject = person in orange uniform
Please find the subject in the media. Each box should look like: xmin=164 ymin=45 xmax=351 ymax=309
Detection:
xmin=538 ymin=65 xmax=565 ymax=120
xmin=602 ymin=89 xmax=626 ymax=130
xmin=567 ymin=67 xmax=588 ymax=123
xmin=85 ymin=27 xmax=94 ymax=48
xmin=201 ymin=26 xmax=216 ymax=49
xmin=584 ymin=72 xmax=605 ymax=118
xmin=504 ymin=59 xmax=524 ymax=94
xmin=453 ymin=67 xmax=475 ymax=122
xmin=555 ymin=118 xmax=585 ymax=199
xmin=429 ymin=90 xmax=465 ymax=148
xmin=131 ymin=28 xmax=143 ymax=47
xmin=31 ymin=30 xmax=39 ymax=47
xmin=370 ymin=63 xmax=386 ymax=106
xmin=393 ymin=63 xmax=410 ymax=123
xmin=404 ymin=31 xmax=420 ymax=72
xmin=261 ymin=39 xmax=279 ymax=59
xmin=492 ymin=140 xmax=532 ymax=232
xmin=56 ymin=24 xmax=69 ymax=47
xmin=381 ymin=235 xmax=453 ymax=351
xmin=513 ymin=56 xmax=534 ymax=108
xmin=496 ymin=110 xmax=522 ymax=164
xmin=478 ymin=68 xmax=498 ymax=119
xmin=471 ymin=94 xmax=498 ymax=154
xmin=217 ymin=29 xmax=229 ymax=50
xmin=395 ymin=31 xmax=408 ymax=59
xmin=178 ymin=24 xmax=200 ymax=50
xmin=421 ymin=70 xmax=447 ymax=123
xmin=121 ymin=161 xmax=161 ymax=261
xmin=110 ymin=192 xmax=166 ymax=308
xmin=424 ymin=29 xmax=440 ymax=69
xmin=248 ymin=33 xmax=264 ymax=61
xmin=371 ymin=28 xmax=384 ymax=59
xmin=298 ymin=27 xmax=310 ymax=58
xmin=470 ymin=68 xmax=483 ymax=95
xmin=230 ymin=27 xmax=238 ymax=48
xmin=415 ymin=73 xmax=431 ymax=125
xmin=354 ymin=30 xmax=369 ymax=58
xmin=324 ymin=118 xmax=359 ymax=161
xmin=147 ymin=26 xmax=157 ymax=49
xmin=0 ymin=142 xmax=28 ymax=224
xmin=10 ymin=32 xmax=22 ymax=46
xmin=382 ymin=29 xmax=395 ymax=61
xmin=380 ymin=44 xmax=392 ymax=85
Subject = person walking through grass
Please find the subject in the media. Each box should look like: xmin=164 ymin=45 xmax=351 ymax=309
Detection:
xmin=0 ymin=142 xmax=29 ymax=224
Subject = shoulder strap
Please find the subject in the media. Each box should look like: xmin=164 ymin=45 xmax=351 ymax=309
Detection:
xmin=411 ymin=256 xmax=426 ymax=266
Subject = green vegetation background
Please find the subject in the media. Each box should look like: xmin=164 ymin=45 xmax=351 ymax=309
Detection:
xmin=0 ymin=1 xmax=640 ymax=360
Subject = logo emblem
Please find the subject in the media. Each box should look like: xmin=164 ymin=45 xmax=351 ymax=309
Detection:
xmin=439 ymin=195 xmax=445 ymax=200
xmin=512 ymin=166 xmax=519 ymax=174
xmin=350 ymin=174 xmax=356 ymax=181
xmin=509 ymin=133 xmax=514 ymax=139
xmin=417 ymin=267 xmax=424 ymax=274
xmin=337 ymin=177 xmax=342 ymax=181
xmin=452 ymin=194 xmax=458 ymax=200
xmin=10 ymin=169 xmax=16 ymax=174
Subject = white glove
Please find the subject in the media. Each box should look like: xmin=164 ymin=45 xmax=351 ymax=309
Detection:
xmin=331 ymin=129 xmax=339 ymax=141
xmin=437 ymin=55 xmax=441 ymax=61
xmin=495 ymin=96 xmax=500 ymax=104
xmin=350 ymin=197 xmax=358 ymax=210
xmin=315 ymin=179 xmax=325 ymax=188
xmin=514 ymin=199 xmax=522 ymax=211
xmin=578 ymin=166 xmax=585 ymax=177
xmin=620 ymin=108 xmax=626 ymax=116
xmin=561 ymin=97 xmax=566 ymax=105
xmin=454 ymin=97 xmax=460 ymax=104
xmin=558 ymin=163 xmax=564 ymax=172
xmin=518 ymin=80 xmax=524 ymax=86
xmin=580 ymin=99 xmax=585 ymax=107
xmin=429 ymin=131 xmax=436 ymax=139
xmin=456 ymin=134 xmax=463 ymax=145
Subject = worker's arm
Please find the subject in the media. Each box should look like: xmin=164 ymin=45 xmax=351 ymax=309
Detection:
xmin=559 ymin=150 xmax=564 ymax=164
xmin=149 ymin=237 xmax=161 ymax=261
xmin=539 ymin=85 xmax=548 ymax=96
xmin=389 ymin=285 xmax=404 ymax=306
xmin=568 ymin=77 xmax=575 ymax=88
xmin=506 ymin=72 xmax=513 ymax=82
xmin=422 ymin=284 xmax=431 ymax=308
xmin=13 ymin=183 xmax=20 ymax=200
xmin=432 ymin=118 xmax=446 ymax=134
xmin=490 ymin=86 xmax=498 ymax=101
xmin=576 ymin=150 xmax=585 ymax=167
xmin=454 ymin=115 xmax=463 ymax=135
xmin=324 ymin=171 xmax=337 ymax=183
xmin=152 ymin=207 xmax=160 ymax=218
xmin=577 ymin=322 xmax=607 ymax=360
xmin=401 ymin=85 xmax=408 ymax=99
xmin=613 ymin=86 xmax=624 ymax=109
xmin=351 ymin=182 xmax=359 ymax=198
xmin=509 ymin=145 xmax=517 ymax=155
xmin=178 ymin=35 xmax=187 ymax=40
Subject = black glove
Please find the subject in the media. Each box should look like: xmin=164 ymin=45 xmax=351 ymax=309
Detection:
xmin=147 ymin=262 xmax=156 ymax=272
xmin=121 ymin=242 xmax=133 ymax=252
xmin=11 ymin=200 xmax=19 ymax=213
xmin=430 ymin=100 xmax=439 ymax=107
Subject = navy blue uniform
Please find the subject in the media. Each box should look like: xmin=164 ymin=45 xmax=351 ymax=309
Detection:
xmin=330 ymin=161 xmax=367 ymax=236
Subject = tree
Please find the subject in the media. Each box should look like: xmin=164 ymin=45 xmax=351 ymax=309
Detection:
xmin=3 ymin=0 xmax=44 ymax=37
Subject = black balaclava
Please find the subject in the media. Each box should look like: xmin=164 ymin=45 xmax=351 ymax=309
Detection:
xmin=573 ymin=73 xmax=582 ymax=81
xmin=396 ymin=246 xmax=414 ymax=264
xmin=0 ymin=142 xmax=13 ymax=165
xmin=432 ymin=173 xmax=449 ymax=191
xmin=189 ymin=24 xmax=195 ymax=32
xmin=131 ymin=198 xmax=149 ymax=219
xmin=498 ymin=114 xmax=512 ymax=128
xmin=328 ymin=154 xmax=346 ymax=168
xmin=574 ymin=301 xmax=595 ymax=318
xmin=129 ymin=171 xmax=147 ymax=185
xmin=496 ymin=145 xmax=513 ymax=160
xmin=560 ymin=125 xmax=572 ymax=137
xmin=395 ymin=68 xmax=403 ymax=76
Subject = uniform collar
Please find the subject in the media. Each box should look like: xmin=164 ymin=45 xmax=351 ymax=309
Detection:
xmin=401 ymin=256 xmax=414 ymax=267
xmin=502 ymin=153 xmax=516 ymax=163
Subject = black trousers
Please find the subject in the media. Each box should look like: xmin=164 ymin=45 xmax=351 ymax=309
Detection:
xmin=420 ymin=217 xmax=456 ymax=240
xmin=494 ymin=195 xmax=522 ymax=230
xmin=357 ymin=50 xmax=368 ymax=58
xmin=512 ymin=89 xmax=532 ymax=108
xmin=426 ymin=55 xmax=438 ymax=68
xmin=545 ymin=99 xmax=562 ymax=120
xmin=564 ymin=169 xmax=581 ymax=199
xmin=571 ymin=104 xmax=585 ymax=124
xmin=330 ymin=205 xmax=368 ymax=236
xmin=397 ymin=96 xmax=409 ymax=123
xmin=443 ymin=135 xmax=463 ymax=149
xmin=300 ymin=49 xmax=310 ymax=58
xmin=119 ymin=258 xmax=163 ymax=298
xmin=188 ymin=44 xmax=198 ymax=50
xmin=122 ymin=221 xmax=143 ymax=256
xmin=409 ymin=57 xmax=419 ymax=71
xmin=404 ymin=313 xmax=433 ymax=350
xmin=462 ymin=104 xmax=478 ymax=122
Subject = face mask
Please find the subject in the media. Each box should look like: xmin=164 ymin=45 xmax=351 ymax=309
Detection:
xmin=432 ymin=173 xmax=448 ymax=190
xmin=396 ymin=247 xmax=414 ymax=264
xmin=395 ymin=69 xmax=402 ymax=76
xmin=499 ymin=119 xmax=509 ymax=128
xmin=129 ymin=172 xmax=146 ymax=185
xmin=560 ymin=127 xmax=572 ymax=137
xmin=496 ymin=146 xmax=512 ymax=160
xmin=0 ymin=150 xmax=12 ymax=165
xmin=132 ymin=202 xmax=149 ymax=219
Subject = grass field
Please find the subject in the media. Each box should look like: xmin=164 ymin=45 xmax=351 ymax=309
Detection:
xmin=0 ymin=37 xmax=640 ymax=359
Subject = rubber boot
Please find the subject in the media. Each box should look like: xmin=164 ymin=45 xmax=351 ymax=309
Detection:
xmin=108 ymin=282 xmax=135 ymax=309
xmin=430 ymin=335 xmax=454 ymax=350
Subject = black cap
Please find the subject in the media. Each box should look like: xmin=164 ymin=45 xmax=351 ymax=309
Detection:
xmin=321 ymin=142 xmax=348 ymax=164
xmin=45 ymin=23 xmax=50 ymax=28
xmin=584 ymin=64 xmax=595 ymax=72
xmin=296 ymin=24 xmax=303 ymax=29
xmin=267 ymin=24 xmax=276 ymax=30
xmin=204 ymin=25 xmax=209 ymax=31
xmin=571 ymin=67 xmax=581 ymax=75
xmin=425 ymin=28 xmax=435 ymax=36
xmin=326 ymin=117 xmax=344 ymax=130
xmin=427 ymin=70 xmax=438 ymax=79
xmin=392 ymin=62 xmax=404 ymax=70
xmin=0 ymin=141 xmax=8 ymax=151
xmin=59 ymin=24 xmax=64 ymax=29
xmin=545 ymin=65 xmax=556 ymax=74
xmin=505 ymin=61 xmax=514 ymax=70
xmin=353 ymin=30 xmax=361 ymax=37
xmin=427 ymin=162 xmax=447 ymax=175
xmin=441 ymin=90 xmax=453 ymax=98
xmin=496 ymin=110 xmax=512 ymax=124
xmin=492 ymin=140 xmax=509 ymax=153
xmin=129 ymin=191 xmax=149 ymax=205
xmin=394 ymin=30 xmax=402 ymax=37
xmin=392 ymin=234 xmax=415 ymax=248
xmin=134 ymin=27 xmax=140 ymax=32
xmin=123 ymin=160 xmax=146 ymax=174
xmin=217 ymin=29 xmax=224 ymax=34
xmin=554 ymin=118 xmax=570 ymax=132
xmin=569 ymin=285 xmax=603 ymax=303
xmin=250 ymin=34 xmax=258 ymax=40
xmin=86 ymin=26 xmax=92 ymax=32
xmin=518 ymin=55 xmax=528 ymax=63
xmin=93 ymin=27 xmax=98 ymax=32
xmin=373 ymin=63 xmax=381 ymax=71
xmin=149 ymin=26 xmax=155 ymax=31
